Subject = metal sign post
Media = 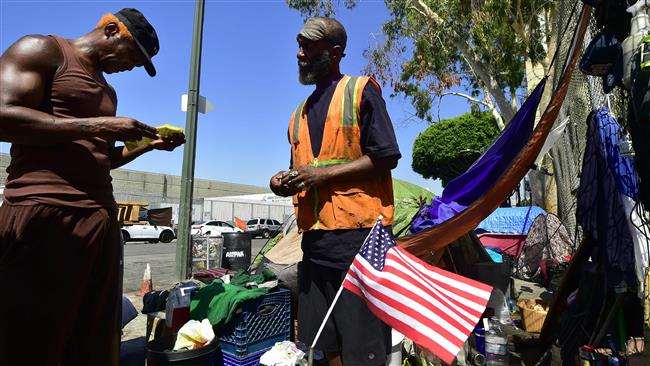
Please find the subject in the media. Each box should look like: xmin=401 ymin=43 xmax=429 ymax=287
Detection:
xmin=176 ymin=0 xmax=206 ymax=280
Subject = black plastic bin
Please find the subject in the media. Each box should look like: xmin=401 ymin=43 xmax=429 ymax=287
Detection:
xmin=467 ymin=261 xmax=512 ymax=295
xmin=146 ymin=334 xmax=222 ymax=366
xmin=221 ymin=232 xmax=252 ymax=271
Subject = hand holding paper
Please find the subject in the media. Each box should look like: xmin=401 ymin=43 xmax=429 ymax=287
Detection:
xmin=125 ymin=124 xmax=185 ymax=151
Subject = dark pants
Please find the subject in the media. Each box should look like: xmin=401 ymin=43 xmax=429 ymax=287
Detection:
xmin=0 ymin=203 xmax=121 ymax=366
xmin=298 ymin=260 xmax=391 ymax=366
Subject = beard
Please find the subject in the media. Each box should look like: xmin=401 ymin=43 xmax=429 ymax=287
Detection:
xmin=298 ymin=50 xmax=331 ymax=85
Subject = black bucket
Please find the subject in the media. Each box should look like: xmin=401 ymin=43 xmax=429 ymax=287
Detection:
xmin=146 ymin=334 xmax=222 ymax=366
xmin=467 ymin=261 xmax=512 ymax=295
xmin=221 ymin=232 xmax=252 ymax=271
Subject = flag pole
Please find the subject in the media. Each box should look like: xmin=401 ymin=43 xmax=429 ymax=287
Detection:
xmin=308 ymin=282 xmax=345 ymax=365
xmin=307 ymin=215 xmax=383 ymax=365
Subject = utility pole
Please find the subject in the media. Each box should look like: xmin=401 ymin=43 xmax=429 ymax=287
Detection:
xmin=176 ymin=0 xmax=205 ymax=280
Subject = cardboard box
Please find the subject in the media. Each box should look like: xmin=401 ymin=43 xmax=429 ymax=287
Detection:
xmin=517 ymin=299 xmax=548 ymax=333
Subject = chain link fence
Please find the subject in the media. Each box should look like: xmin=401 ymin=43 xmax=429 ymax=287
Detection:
xmin=547 ymin=0 xmax=630 ymax=242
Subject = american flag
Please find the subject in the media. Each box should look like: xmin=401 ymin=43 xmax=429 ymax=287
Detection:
xmin=342 ymin=219 xmax=493 ymax=364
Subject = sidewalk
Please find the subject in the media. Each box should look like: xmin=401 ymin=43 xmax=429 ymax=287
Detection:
xmin=120 ymin=279 xmax=176 ymax=366
xmin=120 ymin=277 xmax=549 ymax=365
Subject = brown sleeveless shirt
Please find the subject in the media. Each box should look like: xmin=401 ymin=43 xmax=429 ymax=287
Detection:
xmin=4 ymin=35 xmax=117 ymax=208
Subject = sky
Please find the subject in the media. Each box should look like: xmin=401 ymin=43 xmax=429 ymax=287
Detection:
xmin=0 ymin=0 xmax=475 ymax=195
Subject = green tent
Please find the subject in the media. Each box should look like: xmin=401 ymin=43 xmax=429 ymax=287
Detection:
xmin=392 ymin=178 xmax=435 ymax=237
xmin=251 ymin=178 xmax=434 ymax=268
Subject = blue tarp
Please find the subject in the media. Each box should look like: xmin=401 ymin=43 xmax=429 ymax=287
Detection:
xmin=476 ymin=206 xmax=547 ymax=235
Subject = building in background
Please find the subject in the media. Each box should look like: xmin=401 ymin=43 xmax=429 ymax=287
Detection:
xmin=0 ymin=152 xmax=274 ymax=223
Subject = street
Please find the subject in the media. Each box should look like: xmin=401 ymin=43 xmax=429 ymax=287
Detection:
xmin=119 ymin=237 xmax=270 ymax=364
xmin=122 ymin=237 xmax=269 ymax=292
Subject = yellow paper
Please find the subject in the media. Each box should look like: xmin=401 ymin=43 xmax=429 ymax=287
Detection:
xmin=156 ymin=124 xmax=184 ymax=137
xmin=124 ymin=124 xmax=184 ymax=151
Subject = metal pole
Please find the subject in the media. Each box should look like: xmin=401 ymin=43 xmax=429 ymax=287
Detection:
xmin=176 ymin=0 xmax=206 ymax=280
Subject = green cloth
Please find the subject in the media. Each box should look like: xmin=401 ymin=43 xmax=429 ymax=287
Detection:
xmin=229 ymin=268 xmax=276 ymax=287
xmin=392 ymin=178 xmax=435 ymax=237
xmin=190 ymin=280 xmax=268 ymax=328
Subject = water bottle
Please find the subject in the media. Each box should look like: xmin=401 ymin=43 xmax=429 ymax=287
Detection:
xmin=485 ymin=317 xmax=509 ymax=366
xmin=606 ymin=334 xmax=620 ymax=366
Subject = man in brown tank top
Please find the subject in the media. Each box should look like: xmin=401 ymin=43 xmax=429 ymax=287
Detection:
xmin=0 ymin=8 xmax=184 ymax=365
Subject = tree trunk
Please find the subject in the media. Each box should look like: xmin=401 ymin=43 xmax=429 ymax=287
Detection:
xmin=411 ymin=0 xmax=516 ymax=121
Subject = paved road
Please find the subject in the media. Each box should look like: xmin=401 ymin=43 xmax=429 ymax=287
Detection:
xmin=122 ymin=237 xmax=268 ymax=292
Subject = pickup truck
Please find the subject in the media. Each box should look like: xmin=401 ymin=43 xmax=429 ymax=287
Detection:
xmin=121 ymin=223 xmax=175 ymax=243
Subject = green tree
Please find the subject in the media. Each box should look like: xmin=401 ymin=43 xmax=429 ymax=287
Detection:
xmin=286 ymin=0 xmax=556 ymax=128
xmin=412 ymin=111 xmax=499 ymax=186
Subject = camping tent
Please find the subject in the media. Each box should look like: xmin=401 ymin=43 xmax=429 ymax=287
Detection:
xmin=514 ymin=213 xmax=574 ymax=282
xmin=257 ymin=177 xmax=435 ymax=267
xmin=476 ymin=206 xmax=547 ymax=256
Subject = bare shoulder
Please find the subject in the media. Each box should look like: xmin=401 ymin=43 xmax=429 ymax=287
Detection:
xmin=0 ymin=34 xmax=62 ymax=72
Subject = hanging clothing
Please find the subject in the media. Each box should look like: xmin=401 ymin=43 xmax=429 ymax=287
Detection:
xmin=577 ymin=108 xmax=643 ymax=290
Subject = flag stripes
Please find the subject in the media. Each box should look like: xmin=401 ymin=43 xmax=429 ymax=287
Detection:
xmin=342 ymin=219 xmax=492 ymax=364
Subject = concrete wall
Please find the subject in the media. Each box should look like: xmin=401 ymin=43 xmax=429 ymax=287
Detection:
xmin=202 ymin=198 xmax=294 ymax=223
xmin=110 ymin=168 xmax=268 ymax=201
xmin=0 ymin=153 xmax=9 ymax=188
xmin=0 ymin=153 xmax=269 ymax=214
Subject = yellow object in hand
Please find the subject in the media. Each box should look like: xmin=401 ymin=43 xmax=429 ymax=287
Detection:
xmin=124 ymin=124 xmax=184 ymax=151
xmin=156 ymin=124 xmax=184 ymax=138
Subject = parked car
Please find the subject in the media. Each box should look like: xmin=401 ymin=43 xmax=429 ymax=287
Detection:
xmin=246 ymin=218 xmax=282 ymax=238
xmin=121 ymin=223 xmax=175 ymax=243
xmin=191 ymin=220 xmax=243 ymax=236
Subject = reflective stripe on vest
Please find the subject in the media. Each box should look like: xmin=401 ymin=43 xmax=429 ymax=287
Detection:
xmin=292 ymin=99 xmax=306 ymax=145
xmin=288 ymin=75 xmax=393 ymax=231
xmin=308 ymin=157 xmax=353 ymax=230
xmin=291 ymin=76 xmax=362 ymax=144
xmin=342 ymin=76 xmax=362 ymax=127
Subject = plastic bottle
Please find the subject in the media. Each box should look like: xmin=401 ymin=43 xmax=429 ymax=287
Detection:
xmin=640 ymin=35 xmax=650 ymax=71
xmin=622 ymin=1 xmax=649 ymax=89
xmin=578 ymin=345 xmax=597 ymax=366
xmin=498 ymin=303 xmax=513 ymax=326
xmin=606 ymin=334 xmax=620 ymax=366
xmin=485 ymin=317 xmax=509 ymax=366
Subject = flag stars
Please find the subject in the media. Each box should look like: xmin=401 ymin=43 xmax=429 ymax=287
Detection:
xmin=356 ymin=220 xmax=396 ymax=271
xmin=344 ymin=218 xmax=490 ymax=366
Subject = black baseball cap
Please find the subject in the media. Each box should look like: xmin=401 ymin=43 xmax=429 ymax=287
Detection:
xmin=298 ymin=17 xmax=347 ymax=49
xmin=114 ymin=8 xmax=159 ymax=77
xmin=579 ymin=32 xmax=623 ymax=94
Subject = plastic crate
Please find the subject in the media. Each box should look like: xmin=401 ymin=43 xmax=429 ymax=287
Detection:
xmin=219 ymin=288 xmax=291 ymax=358
xmin=222 ymin=349 xmax=266 ymax=366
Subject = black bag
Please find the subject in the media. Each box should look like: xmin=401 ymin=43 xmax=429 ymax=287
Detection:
xmin=141 ymin=290 xmax=169 ymax=314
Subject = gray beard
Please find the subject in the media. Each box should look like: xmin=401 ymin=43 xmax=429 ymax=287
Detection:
xmin=298 ymin=51 xmax=331 ymax=85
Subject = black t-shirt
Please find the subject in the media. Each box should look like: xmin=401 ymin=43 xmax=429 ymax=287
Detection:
xmin=296 ymin=77 xmax=401 ymax=269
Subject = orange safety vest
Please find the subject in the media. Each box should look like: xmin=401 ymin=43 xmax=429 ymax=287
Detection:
xmin=288 ymin=75 xmax=394 ymax=232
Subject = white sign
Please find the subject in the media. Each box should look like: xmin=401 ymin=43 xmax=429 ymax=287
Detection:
xmin=181 ymin=94 xmax=214 ymax=114
xmin=225 ymin=251 xmax=245 ymax=258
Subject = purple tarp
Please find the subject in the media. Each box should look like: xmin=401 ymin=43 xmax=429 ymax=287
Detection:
xmin=411 ymin=78 xmax=547 ymax=234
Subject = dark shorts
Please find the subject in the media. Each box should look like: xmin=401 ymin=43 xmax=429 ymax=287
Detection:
xmin=298 ymin=259 xmax=391 ymax=366
xmin=0 ymin=203 xmax=121 ymax=366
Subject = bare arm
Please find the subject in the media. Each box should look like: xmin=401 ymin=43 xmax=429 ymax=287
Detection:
xmin=109 ymin=145 xmax=152 ymax=169
xmin=273 ymin=155 xmax=398 ymax=196
xmin=0 ymin=35 xmax=157 ymax=145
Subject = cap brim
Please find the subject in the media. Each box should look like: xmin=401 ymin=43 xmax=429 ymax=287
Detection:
xmin=133 ymin=38 xmax=156 ymax=77
xmin=298 ymin=32 xmax=322 ymax=42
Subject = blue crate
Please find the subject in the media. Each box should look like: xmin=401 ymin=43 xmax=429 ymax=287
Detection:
xmin=222 ymin=349 xmax=266 ymax=366
xmin=219 ymin=288 xmax=291 ymax=358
